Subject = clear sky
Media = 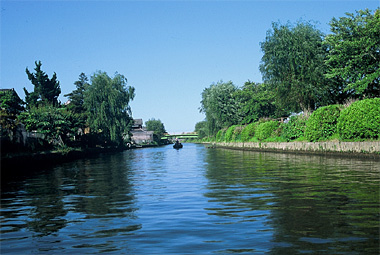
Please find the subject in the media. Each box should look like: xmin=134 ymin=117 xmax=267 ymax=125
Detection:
xmin=1 ymin=0 xmax=378 ymax=134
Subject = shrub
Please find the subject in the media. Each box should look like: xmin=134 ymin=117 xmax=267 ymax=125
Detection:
xmin=249 ymin=136 xmax=260 ymax=142
xmin=216 ymin=129 xmax=227 ymax=142
xmin=256 ymin=121 xmax=279 ymax=140
xmin=282 ymin=114 xmax=308 ymax=141
xmin=233 ymin=126 xmax=244 ymax=141
xmin=241 ymin=123 xmax=257 ymax=142
xmin=225 ymin=125 xmax=239 ymax=142
xmin=17 ymin=105 xmax=77 ymax=146
xmin=337 ymin=98 xmax=380 ymax=140
xmin=273 ymin=123 xmax=284 ymax=138
xmin=264 ymin=136 xmax=287 ymax=142
xmin=305 ymin=105 xmax=342 ymax=141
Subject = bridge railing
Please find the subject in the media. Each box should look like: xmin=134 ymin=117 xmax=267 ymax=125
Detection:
xmin=162 ymin=133 xmax=199 ymax=140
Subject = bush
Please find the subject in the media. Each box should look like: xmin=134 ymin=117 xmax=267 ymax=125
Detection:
xmin=305 ymin=105 xmax=342 ymax=141
xmin=337 ymin=98 xmax=380 ymax=140
xmin=256 ymin=121 xmax=279 ymax=140
xmin=282 ymin=115 xmax=308 ymax=141
xmin=216 ymin=129 xmax=227 ymax=142
xmin=273 ymin=123 xmax=284 ymax=138
xmin=233 ymin=126 xmax=244 ymax=141
xmin=241 ymin=123 xmax=257 ymax=142
xmin=225 ymin=125 xmax=243 ymax=142
xmin=17 ymin=105 xmax=77 ymax=146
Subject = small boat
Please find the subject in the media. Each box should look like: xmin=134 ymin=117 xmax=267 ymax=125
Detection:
xmin=173 ymin=142 xmax=183 ymax=149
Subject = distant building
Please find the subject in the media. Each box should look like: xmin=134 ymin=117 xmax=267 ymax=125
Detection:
xmin=132 ymin=119 xmax=143 ymax=129
xmin=131 ymin=129 xmax=154 ymax=144
xmin=130 ymin=119 xmax=154 ymax=144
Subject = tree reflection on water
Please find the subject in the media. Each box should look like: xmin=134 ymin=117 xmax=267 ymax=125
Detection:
xmin=204 ymin=149 xmax=379 ymax=254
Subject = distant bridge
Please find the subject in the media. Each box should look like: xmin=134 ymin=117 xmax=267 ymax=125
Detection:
xmin=162 ymin=133 xmax=199 ymax=141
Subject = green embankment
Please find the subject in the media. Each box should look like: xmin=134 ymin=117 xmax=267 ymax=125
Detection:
xmin=195 ymin=98 xmax=380 ymax=157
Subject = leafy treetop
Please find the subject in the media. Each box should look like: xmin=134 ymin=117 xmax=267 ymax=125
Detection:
xmin=145 ymin=118 xmax=166 ymax=140
xmin=260 ymin=21 xmax=328 ymax=112
xmin=324 ymin=8 xmax=380 ymax=98
xmin=24 ymin=61 xmax=61 ymax=108
xmin=64 ymin=73 xmax=89 ymax=114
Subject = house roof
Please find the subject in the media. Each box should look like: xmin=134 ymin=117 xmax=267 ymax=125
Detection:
xmin=133 ymin=119 xmax=143 ymax=125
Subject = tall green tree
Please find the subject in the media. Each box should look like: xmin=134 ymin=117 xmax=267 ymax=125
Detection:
xmin=145 ymin=118 xmax=166 ymax=141
xmin=64 ymin=73 xmax=89 ymax=132
xmin=194 ymin=121 xmax=208 ymax=139
xmin=64 ymin=73 xmax=88 ymax=114
xmin=260 ymin=21 xmax=328 ymax=113
xmin=199 ymin=81 xmax=243 ymax=136
xmin=84 ymin=71 xmax=135 ymax=145
xmin=235 ymin=81 xmax=286 ymax=124
xmin=24 ymin=61 xmax=61 ymax=108
xmin=324 ymin=8 xmax=380 ymax=98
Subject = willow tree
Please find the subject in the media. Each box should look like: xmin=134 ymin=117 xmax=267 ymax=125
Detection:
xmin=199 ymin=81 xmax=243 ymax=136
xmin=84 ymin=71 xmax=135 ymax=145
xmin=260 ymin=21 xmax=328 ymax=113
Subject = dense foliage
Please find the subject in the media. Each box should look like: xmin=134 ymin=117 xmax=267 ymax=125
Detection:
xmin=240 ymin=123 xmax=257 ymax=142
xmin=64 ymin=73 xmax=88 ymax=114
xmin=18 ymin=105 xmax=76 ymax=145
xmin=194 ymin=121 xmax=208 ymax=139
xmin=84 ymin=71 xmax=135 ymax=145
xmin=3 ymin=60 xmax=172 ymax=151
xmin=337 ymin=98 xmax=380 ymax=140
xmin=145 ymin=118 xmax=166 ymax=142
xmin=305 ymin=105 xmax=342 ymax=141
xmin=324 ymin=9 xmax=380 ymax=98
xmin=200 ymin=98 xmax=378 ymax=144
xmin=197 ymin=8 xmax=379 ymax=142
xmin=0 ymin=89 xmax=25 ymax=138
xmin=235 ymin=82 xmax=285 ymax=124
xmin=24 ymin=61 xmax=61 ymax=108
xmin=63 ymin=73 xmax=89 ymax=132
xmin=224 ymin=125 xmax=244 ymax=142
xmin=0 ymin=89 xmax=25 ymax=116
xmin=281 ymin=115 xmax=307 ymax=141
xmin=200 ymin=81 xmax=242 ymax=136
xmin=216 ymin=129 xmax=226 ymax=142
xmin=256 ymin=121 xmax=279 ymax=141
xmin=260 ymin=21 xmax=328 ymax=112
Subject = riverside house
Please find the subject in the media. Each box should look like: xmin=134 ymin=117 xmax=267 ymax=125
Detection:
xmin=130 ymin=119 xmax=154 ymax=144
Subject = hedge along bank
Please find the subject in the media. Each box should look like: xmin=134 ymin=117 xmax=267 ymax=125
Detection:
xmin=209 ymin=98 xmax=380 ymax=143
xmin=203 ymin=98 xmax=380 ymax=158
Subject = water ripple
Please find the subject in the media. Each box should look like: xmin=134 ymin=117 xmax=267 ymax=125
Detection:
xmin=1 ymin=144 xmax=379 ymax=254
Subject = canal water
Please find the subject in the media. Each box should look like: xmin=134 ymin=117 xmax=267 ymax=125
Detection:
xmin=1 ymin=143 xmax=379 ymax=254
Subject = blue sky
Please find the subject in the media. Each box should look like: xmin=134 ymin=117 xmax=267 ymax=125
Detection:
xmin=1 ymin=0 xmax=379 ymax=133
